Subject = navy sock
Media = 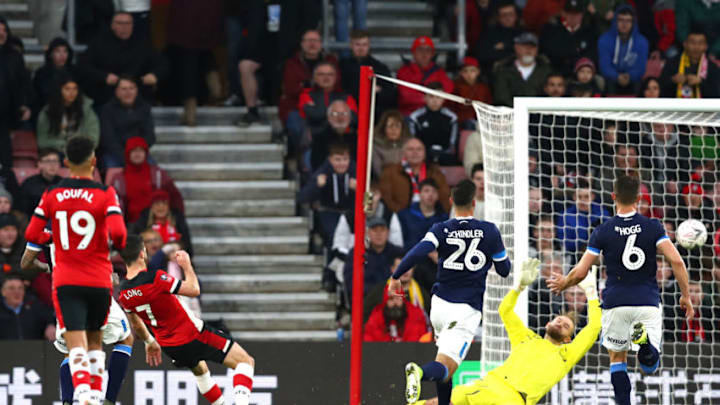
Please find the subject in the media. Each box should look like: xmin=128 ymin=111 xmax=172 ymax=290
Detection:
xmin=637 ymin=342 xmax=660 ymax=374
xmin=610 ymin=362 xmax=631 ymax=405
xmin=59 ymin=358 xmax=73 ymax=403
xmin=436 ymin=379 xmax=453 ymax=405
xmin=106 ymin=344 xmax=132 ymax=402
xmin=420 ymin=361 xmax=448 ymax=382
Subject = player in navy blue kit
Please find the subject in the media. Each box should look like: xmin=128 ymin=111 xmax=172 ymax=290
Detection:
xmin=389 ymin=179 xmax=537 ymax=405
xmin=548 ymin=175 xmax=694 ymax=405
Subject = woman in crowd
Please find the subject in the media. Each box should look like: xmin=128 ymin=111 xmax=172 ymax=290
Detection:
xmin=132 ymin=189 xmax=192 ymax=256
xmin=371 ymin=110 xmax=412 ymax=178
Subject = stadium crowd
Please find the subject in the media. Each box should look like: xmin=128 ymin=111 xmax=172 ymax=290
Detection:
xmin=0 ymin=0 xmax=719 ymax=344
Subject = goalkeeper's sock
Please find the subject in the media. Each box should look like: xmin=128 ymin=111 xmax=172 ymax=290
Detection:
xmin=59 ymin=358 xmax=74 ymax=403
xmin=106 ymin=344 xmax=132 ymax=403
xmin=420 ymin=361 xmax=448 ymax=382
xmin=637 ymin=341 xmax=660 ymax=374
xmin=610 ymin=362 xmax=631 ymax=405
xmin=436 ymin=379 xmax=452 ymax=405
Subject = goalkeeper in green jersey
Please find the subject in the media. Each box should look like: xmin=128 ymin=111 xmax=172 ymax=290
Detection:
xmin=415 ymin=260 xmax=601 ymax=405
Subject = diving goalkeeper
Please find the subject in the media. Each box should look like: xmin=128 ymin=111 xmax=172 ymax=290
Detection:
xmin=416 ymin=260 xmax=601 ymax=405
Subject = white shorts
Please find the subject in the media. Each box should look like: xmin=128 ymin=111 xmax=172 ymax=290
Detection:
xmin=54 ymin=298 xmax=131 ymax=354
xmin=430 ymin=295 xmax=483 ymax=366
xmin=601 ymin=305 xmax=662 ymax=353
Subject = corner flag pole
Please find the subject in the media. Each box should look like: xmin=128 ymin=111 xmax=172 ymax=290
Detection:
xmin=349 ymin=65 xmax=374 ymax=405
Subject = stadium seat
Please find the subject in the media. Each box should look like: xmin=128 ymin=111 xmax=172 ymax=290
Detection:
xmin=458 ymin=130 xmax=473 ymax=162
xmin=13 ymin=167 xmax=40 ymax=185
xmin=12 ymin=158 xmax=37 ymax=168
xmin=10 ymin=130 xmax=38 ymax=164
xmin=440 ymin=166 xmax=467 ymax=187
xmin=105 ymin=168 xmax=124 ymax=186
xmin=58 ymin=168 xmax=103 ymax=183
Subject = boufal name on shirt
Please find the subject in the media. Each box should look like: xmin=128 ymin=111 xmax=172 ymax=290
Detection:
xmin=55 ymin=189 xmax=94 ymax=204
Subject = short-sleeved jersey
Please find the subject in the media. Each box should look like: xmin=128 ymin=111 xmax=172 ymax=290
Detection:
xmin=586 ymin=211 xmax=668 ymax=309
xmin=118 ymin=269 xmax=204 ymax=347
xmin=423 ymin=216 xmax=508 ymax=311
xmin=27 ymin=178 xmax=125 ymax=289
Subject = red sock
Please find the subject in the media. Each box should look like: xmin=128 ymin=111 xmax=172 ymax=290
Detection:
xmin=72 ymin=370 xmax=91 ymax=388
xmin=202 ymin=384 xmax=223 ymax=404
xmin=89 ymin=374 xmax=103 ymax=391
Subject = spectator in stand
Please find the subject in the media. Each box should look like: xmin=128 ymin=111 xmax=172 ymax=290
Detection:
xmin=398 ymin=179 xmax=448 ymax=251
xmin=100 ymin=76 xmax=156 ymax=167
xmin=678 ymin=281 xmax=714 ymax=342
xmin=675 ymin=0 xmax=720 ymax=59
xmin=451 ymin=56 xmax=492 ymax=128
xmin=494 ymin=32 xmax=553 ymax=106
xmin=344 ymin=217 xmax=404 ymax=298
xmin=78 ymin=11 xmax=168 ymax=107
xmin=0 ymin=188 xmax=13 ymax=216
xmin=556 ymin=179 xmax=610 ymax=253
xmin=542 ymin=72 xmax=567 ymax=98
xmin=573 ymin=57 xmax=603 ymax=96
xmin=674 ymin=183 xmax=716 ymax=228
xmin=409 ymin=82 xmax=459 ymax=165
xmin=297 ymin=143 xmax=356 ymax=247
xmin=528 ymin=252 xmax=564 ymax=336
xmin=108 ymin=136 xmax=184 ymax=223
xmin=638 ymin=76 xmax=661 ymax=98
xmin=32 ymin=38 xmax=80 ymax=119
xmin=0 ymin=168 xmax=19 ymax=211
xmin=310 ymin=100 xmax=358 ymax=171
xmin=0 ymin=274 xmax=55 ymax=340
xmin=116 ymin=0 xmax=152 ymax=42
xmin=379 ymin=138 xmax=451 ymax=213
xmin=339 ymin=30 xmax=396 ymax=119
xmin=464 ymin=0 xmax=493 ymax=55
xmin=279 ymin=30 xmax=340 ymax=143
xmin=364 ymin=257 xmax=430 ymax=321
xmin=529 ymin=215 xmax=562 ymax=259
xmin=659 ymin=30 xmax=720 ymax=99
xmin=18 ymin=149 xmax=62 ymax=218
xmin=363 ymin=285 xmax=428 ymax=342
xmin=132 ymin=190 xmax=193 ymax=256
xmin=540 ymin=0 xmax=598 ymax=76
xmin=371 ymin=110 xmax=412 ymax=179
xmin=0 ymin=214 xmax=23 ymax=274
xmin=522 ymin=0 xmax=565 ymax=33
xmin=36 ymin=76 xmax=100 ymax=152
xmin=396 ymin=36 xmax=453 ymax=115
xmin=597 ymin=5 xmax=649 ymax=95
xmin=639 ymin=122 xmax=691 ymax=198
xmin=234 ymin=0 xmax=267 ymax=126
xmin=62 ymin=0 xmax=115 ymax=45
xmin=334 ymin=0 xmax=367 ymax=51
xmin=562 ymin=285 xmax=588 ymax=328
xmin=473 ymin=0 xmax=521 ymax=74
xmin=653 ymin=0 xmax=677 ymax=58
xmin=452 ymin=163 xmax=485 ymax=219
xmin=300 ymin=63 xmax=357 ymax=138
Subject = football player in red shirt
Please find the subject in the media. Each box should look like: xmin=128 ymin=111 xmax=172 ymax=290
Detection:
xmin=119 ymin=235 xmax=256 ymax=405
xmin=25 ymin=136 xmax=127 ymax=405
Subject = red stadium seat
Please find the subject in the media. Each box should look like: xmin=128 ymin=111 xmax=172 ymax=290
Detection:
xmin=104 ymin=168 xmax=124 ymax=186
xmin=13 ymin=158 xmax=37 ymax=168
xmin=13 ymin=167 xmax=39 ymax=186
xmin=10 ymin=130 xmax=38 ymax=164
xmin=458 ymin=130 xmax=473 ymax=162
xmin=440 ymin=166 xmax=467 ymax=187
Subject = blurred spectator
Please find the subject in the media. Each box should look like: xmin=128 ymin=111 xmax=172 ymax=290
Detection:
xmin=37 ymin=76 xmax=100 ymax=152
xmin=143 ymin=229 xmax=180 ymax=272
xmin=343 ymin=217 xmax=404 ymax=297
xmin=659 ymin=30 xmax=720 ymax=98
xmin=639 ymin=123 xmax=691 ymax=197
xmin=597 ymin=5 xmax=649 ymax=95
xmin=675 ymin=0 xmax=720 ymax=58
xmin=539 ymin=0 xmax=598 ymax=76
xmin=132 ymin=190 xmax=193 ymax=256
xmin=473 ymin=1 xmax=521 ymax=74
xmin=297 ymin=143 xmax=356 ymax=247
xmin=452 ymin=163 xmax=485 ymax=219
xmin=522 ymin=0 xmax=565 ymax=33
xmin=465 ymin=0 xmax=493 ymax=53
xmin=398 ymin=179 xmax=448 ymax=251
xmin=278 ymin=0 xmax=323 ymax=60
xmin=79 ymin=12 xmax=168 ymax=106
xmin=225 ymin=1 xmax=261 ymax=105
xmin=556 ymin=180 xmax=610 ymax=253
xmin=674 ymin=183 xmax=716 ymax=227
xmin=300 ymin=63 xmax=357 ymax=138
xmin=379 ymin=138 xmax=451 ymax=213
xmin=339 ymin=30 xmax=396 ymax=119
xmin=364 ymin=258 xmax=431 ymax=321
xmin=529 ymin=215 xmax=562 ymax=258
xmin=573 ymin=58 xmax=603 ymax=96
xmin=363 ymin=285 xmax=428 ymax=342
xmin=310 ymin=100 xmax=357 ymax=171
xmin=0 ymin=274 xmax=55 ymax=341
xmin=233 ymin=0 xmax=266 ymax=125
xmin=451 ymin=57 xmax=492 ymax=127
xmin=0 ymin=188 xmax=13 ymax=216
xmin=567 ymin=81 xmax=594 ymax=97
xmin=542 ymin=72 xmax=567 ymax=97
xmin=588 ymin=0 xmax=623 ymax=33
xmin=652 ymin=0 xmax=676 ymax=57
xmin=99 ymin=76 xmax=155 ymax=167
xmin=279 ymin=29 xmax=340 ymax=142
xmin=528 ymin=251 xmax=564 ymax=336
xmin=62 ymin=0 xmax=115 ymax=45
xmin=18 ymin=149 xmax=62 ymax=218
xmin=409 ymin=82 xmax=459 ymax=165
xmin=563 ymin=285 xmax=588 ymax=328
xmin=0 ymin=215 xmax=23 ymax=274
xmin=493 ymin=32 xmax=553 ymax=106
xmin=0 ymin=16 xmax=32 ymax=168
xmin=108 ymin=137 xmax=184 ymax=223
xmin=334 ymin=0 xmax=367 ymax=48
xmin=372 ymin=110 xmax=412 ymax=179
xmin=638 ymin=76 xmax=661 ymax=98
xmin=678 ymin=281 xmax=714 ymax=342
xmin=0 ymin=168 xmax=19 ymax=209
xmin=116 ymin=0 xmax=152 ymax=42
xmin=32 ymin=38 xmax=80 ymax=118
xmin=462 ymin=130 xmax=483 ymax=176
xmin=656 ymin=257 xmax=677 ymax=341
xmin=396 ymin=36 xmax=453 ymax=115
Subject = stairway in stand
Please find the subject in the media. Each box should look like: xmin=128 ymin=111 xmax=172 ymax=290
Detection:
xmin=151 ymin=107 xmax=336 ymax=341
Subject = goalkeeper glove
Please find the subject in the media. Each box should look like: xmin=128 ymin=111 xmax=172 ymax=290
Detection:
xmin=513 ymin=258 xmax=540 ymax=292
xmin=579 ymin=265 xmax=599 ymax=301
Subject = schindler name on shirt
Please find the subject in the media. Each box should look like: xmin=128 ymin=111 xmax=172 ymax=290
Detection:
xmin=447 ymin=229 xmax=484 ymax=239
xmin=614 ymin=224 xmax=641 ymax=236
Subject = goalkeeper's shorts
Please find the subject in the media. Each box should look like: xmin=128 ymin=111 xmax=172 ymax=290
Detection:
xmin=451 ymin=374 xmax=525 ymax=405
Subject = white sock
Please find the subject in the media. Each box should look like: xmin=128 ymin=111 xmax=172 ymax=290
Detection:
xmin=68 ymin=348 xmax=91 ymax=400
xmin=195 ymin=371 xmax=224 ymax=405
xmin=232 ymin=362 xmax=254 ymax=405
xmin=88 ymin=350 xmax=106 ymax=400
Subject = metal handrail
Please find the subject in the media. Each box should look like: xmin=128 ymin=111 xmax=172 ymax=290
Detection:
xmin=66 ymin=0 xmax=87 ymax=52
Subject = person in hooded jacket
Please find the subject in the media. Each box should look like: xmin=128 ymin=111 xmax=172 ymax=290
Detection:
xmin=363 ymin=283 xmax=429 ymax=342
xmin=32 ymin=37 xmax=80 ymax=119
xmin=597 ymin=5 xmax=649 ymax=95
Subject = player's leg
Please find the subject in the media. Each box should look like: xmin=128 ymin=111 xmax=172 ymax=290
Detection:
xmin=190 ymin=361 xmax=225 ymax=405
xmin=632 ymin=306 xmax=662 ymax=374
xmin=608 ymin=350 xmax=631 ymax=405
xmin=105 ymin=334 xmax=134 ymax=405
xmin=54 ymin=327 xmax=74 ymax=405
xmin=86 ymin=288 xmax=112 ymax=404
xmin=222 ymin=342 xmax=255 ymax=405
xmin=601 ymin=306 xmax=633 ymax=405
xmin=55 ymin=286 xmax=93 ymax=404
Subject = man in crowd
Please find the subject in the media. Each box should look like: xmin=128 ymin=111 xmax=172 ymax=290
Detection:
xmin=398 ymin=179 xmax=448 ymax=251
xmin=397 ymin=36 xmax=453 ymax=115
xmin=19 ymin=149 xmax=63 ymax=218
xmin=0 ymin=274 xmax=55 ymax=340
xmin=473 ymin=0 xmax=521 ymax=74
xmin=597 ymin=5 xmax=649 ymax=94
xmin=659 ymin=30 xmax=720 ymax=98
xmin=363 ymin=285 xmax=428 ymax=342
xmin=539 ymin=0 xmax=598 ymax=76
xmin=543 ymin=72 xmax=566 ymax=97
xmin=556 ymin=180 xmax=610 ymax=254
xmin=493 ymin=32 xmax=553 ymax=107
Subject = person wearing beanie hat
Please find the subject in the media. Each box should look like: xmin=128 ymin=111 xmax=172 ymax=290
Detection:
xmin=397 ymin=36 xmax=454 ymax=115
xmin=0 ymin=213 xmax=24 ymax=275
xmin=131 ymin=188 xmax=193 ymax=257
xmin=597 ymin=4 xmax=649 ymax=94
xmin=573 ymin=57 xmax=603 ymax=96
xmin=451 ymin=57 xmax=492 ymax=126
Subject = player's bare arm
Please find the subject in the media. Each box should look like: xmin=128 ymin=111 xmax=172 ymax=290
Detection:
xmin=127 ymin=312 xmax=163 ymax=367
xmin=657 ymin=240 xmax=694 ymax=319
xmin=547 ymin=251 xmax=596 ymax=294
xmin=20 ymin=246 xmax=49 ymax=273
xmin=175 ymin=250 xmax=201 ymax=297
